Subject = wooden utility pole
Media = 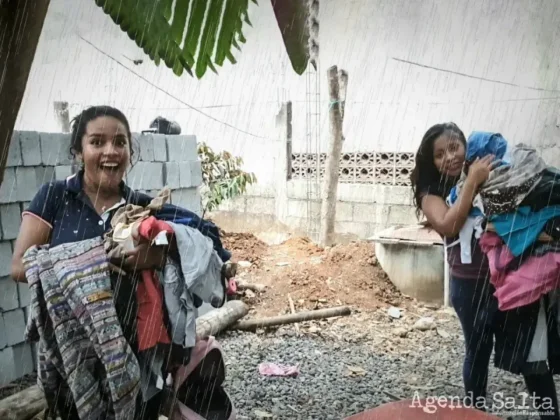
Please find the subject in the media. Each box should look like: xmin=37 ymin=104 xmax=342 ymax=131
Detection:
xmin=319 ymin=66 xmax=348 ymax=247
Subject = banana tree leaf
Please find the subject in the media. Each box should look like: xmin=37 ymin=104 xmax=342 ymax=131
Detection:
xmin=96 ymin=0 xmax=311 ymax=77
xmin=270 ymin=0 xmax=311 ymax=75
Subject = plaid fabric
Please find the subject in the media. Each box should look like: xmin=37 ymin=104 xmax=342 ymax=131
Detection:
xmin=24 ymin=237 xmax=140 ymax=420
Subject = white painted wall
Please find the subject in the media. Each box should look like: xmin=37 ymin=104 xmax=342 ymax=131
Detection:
xmin=16 ymin=0 xmax=560 ymax=188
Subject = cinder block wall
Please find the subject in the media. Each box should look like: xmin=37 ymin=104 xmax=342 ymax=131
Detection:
xmin=215 ymin=181 xmax=417 ymax=241
xmin=0 ymin=131 xmax=202 ymax=385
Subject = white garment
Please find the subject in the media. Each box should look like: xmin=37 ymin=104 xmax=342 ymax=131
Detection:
xmin=457 ymin=216 xmax=485 ymax=264
xmin=160 ymin=222 xmax=226 ymax=349
xmin=446 ymin=193 xmax=485 ymax=264
xmin=527 ymin=298 xmax=548 ymax=362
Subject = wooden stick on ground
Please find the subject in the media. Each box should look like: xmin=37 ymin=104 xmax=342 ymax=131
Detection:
xmin=288 ymin=295 xmax=299 ymax=333
xmin=231 ymin=306 xmax=351 ymax=331
xmin=0 ymin=300 xmax=249 ymax=420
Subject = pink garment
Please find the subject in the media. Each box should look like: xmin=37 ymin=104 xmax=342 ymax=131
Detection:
xmin=226 ymin=278 xmax=237 ymax=296
xmin=169 ymin=337 xmax=236 ymax=420
xmin=258 ymin=362 xmax=299 ymax=377
xmin=479 ymin=232 xmax=560 ymax=310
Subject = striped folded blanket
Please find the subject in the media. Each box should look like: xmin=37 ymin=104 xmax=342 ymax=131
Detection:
xmin=24 ymin=236 xmax=140 ymax=420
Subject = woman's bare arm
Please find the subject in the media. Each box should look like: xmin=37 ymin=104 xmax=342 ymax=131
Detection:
xmin=11 ymin=215 xmax=51 ymax=283
xmin=421 ymin=155 xmax=496 ymax=238
xmin=421 ymin=177 xmax=478 ymax=238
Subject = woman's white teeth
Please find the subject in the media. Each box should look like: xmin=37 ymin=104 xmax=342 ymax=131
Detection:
xmin=101 ymin=163 xmax=118 ymax=168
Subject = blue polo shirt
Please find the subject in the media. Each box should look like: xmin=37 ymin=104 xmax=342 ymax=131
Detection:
xmin=24 ymin=171 xmax=232 ymax=262
xmin=24 ymin=172 xmax=153 ymax=247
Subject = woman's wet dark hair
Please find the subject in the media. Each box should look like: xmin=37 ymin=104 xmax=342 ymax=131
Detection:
xmin=410 ymin=122 xmax=466 ymax=217
xmin=69 ymin=106 xmax=133 ymax=160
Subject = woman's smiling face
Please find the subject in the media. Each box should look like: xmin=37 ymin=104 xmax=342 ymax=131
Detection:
xmin=78 ymin=116 xmax=131 ymax=191
xmin=433 ymin=134 xmax=466 ymax=178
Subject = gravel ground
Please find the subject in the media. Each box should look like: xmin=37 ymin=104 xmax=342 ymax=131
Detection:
xmin=219 ymin=311 xmax=560 ymax=420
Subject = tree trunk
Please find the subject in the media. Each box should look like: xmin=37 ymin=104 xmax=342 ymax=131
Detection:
xmin=0 ymin=385 xmax=46 ymax=420
xmin=196 ymin=300 xmax=248 ymax=339
xmin=232 ymin=306 xmax=351 ymax=331
xmin=0 ymin=0 xmax=51 ymax=185
xmin=319 ymin=66 xmax=345 ymax=247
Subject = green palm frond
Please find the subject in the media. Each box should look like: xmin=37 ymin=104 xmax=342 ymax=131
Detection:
xmin=96 ymin=0 xmax=312 ymax=78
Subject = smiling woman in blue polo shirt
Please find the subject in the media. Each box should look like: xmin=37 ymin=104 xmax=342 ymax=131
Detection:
xmin=12 ymin=106 xmax=164 ymax=277
xmin=11 ymin=106 xmax=166 ymax=420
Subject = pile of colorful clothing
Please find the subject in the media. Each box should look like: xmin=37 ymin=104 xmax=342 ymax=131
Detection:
xmin=24 ymin=188 xmax=236 ymax=420
xmin=448 ymin=131 xmax=560 ymax=374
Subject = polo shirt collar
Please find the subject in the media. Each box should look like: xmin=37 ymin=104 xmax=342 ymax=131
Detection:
xmin=66 ymin=170 xmax=135 ymax=202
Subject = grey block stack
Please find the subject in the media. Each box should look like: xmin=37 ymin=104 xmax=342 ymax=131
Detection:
xmin=0 ymin=130 xmax=203 ymax=385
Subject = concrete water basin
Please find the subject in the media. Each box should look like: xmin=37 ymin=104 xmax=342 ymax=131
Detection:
xmin=369 ymin=225 xmax=445 ymax=305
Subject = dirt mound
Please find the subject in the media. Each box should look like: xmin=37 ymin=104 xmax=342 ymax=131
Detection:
xmin=236 ymin=236 xmax=405 ymax=316
xmin=324 ymin=242 xmax=378 ymax=265
xmin=221 ymin=231 xmax=268 ymax=267
xmin=281 ymin=236 xmax=324 ymax=257
xmin=283 ymin=241 xmax=400 ymax=309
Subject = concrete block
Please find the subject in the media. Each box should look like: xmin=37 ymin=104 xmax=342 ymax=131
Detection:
xmin=35 ymin=166 xmax=55 ymax=186
xmin=0 ymin=347 xmax=16 ymax=385
xmin=11 ymin=342 xmax=34 ymax=378
xmin=19 ymin=131 xmax=42 ymax=166
xmin=335 ymin=202 xmax=354 ymax=222
xmin=353 ymin=202 xmax=390 ymax=224
xmin=166 ymin=135 xmax=198 ymax=162
xmin=283 ymin=216 xmax=314 ymax=233
xmin=0 ymin=313 xmax=7 ymax=350
xmin=15 ymin=167 xmax=37 ymax=202
xmin=245 ymin=197 xmax=275 ymax=215
xmin=245 ymin=183 xmax=277 ymax=198
xmin=171 ymin=188 xmax=201 ymax=214
xmin=0 ymin=242 xmax=12 ymax=277
xmin=153 ymin=134 xmax=168 ymax=162
xmin=3 ymin=308 xmax=26 ymax=346
xmin=138 ymin=134 xmax=155 ymax=161
xmin=18 ymin=282 xmax=30 ymax=308
xmin=387 ymin=205 xmax=416 ymax=226
xmin=21 ymin=202 xmax=31 ymax=212
xmin=127 ymin=162 xmax=164 ymax=190
xmin=287 ymin=180 xmax=320 ymax=200
xmin=40 ymin=133 xmax=72 ymax=165
xmin=6 ymin=131 xmax=23 ymax=167
xmin=55 ymin=165 xmax=73 ymax=180
xmin=287 ymin=199 xmax=320 ymax=219
xmin=0 ymin=168 xmax=17 ymax=203
xmin=287 ymin=181 xmax=414 ymax=206
xmin=190 ymin=160 xmax=203 ymax=187
xmin=217 ymin=196 xmax=246 ymax=213
xmin=164 ymin=163 xmax=181 ymax=189
xmin=0 ymin=204 xmax=21 ymax=240
xmin=180 ymin=162 xmax=193 ymax=188
xmin=341 ymin=183 xmax=413 ymax=206
xmin=335 ymin=221 xmax=378 ymax=239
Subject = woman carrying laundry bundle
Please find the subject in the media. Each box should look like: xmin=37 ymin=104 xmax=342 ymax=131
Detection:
xmin=410 ymin=122 xmax=560 ymax=419
xmin=11 ymin=106 xmax=231 ymax=420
